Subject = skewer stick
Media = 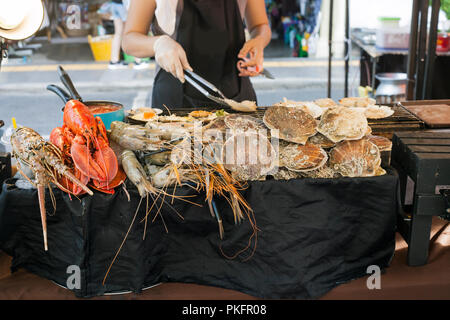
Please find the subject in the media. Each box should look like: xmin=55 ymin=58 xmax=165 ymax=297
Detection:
xmin=37 ymin=185 xmax=48 ymax=251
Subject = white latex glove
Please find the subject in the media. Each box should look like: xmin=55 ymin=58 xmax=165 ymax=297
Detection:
xmin=153 ymin=35 xmax=193 ymax=83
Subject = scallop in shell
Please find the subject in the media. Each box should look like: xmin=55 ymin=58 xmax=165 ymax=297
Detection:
xmin=329 ymin=139 xmax=381 ymax=177
xmin=300 ymin=101 xmax=324 ymax=118
xmin=375 ymin=167 xmax=387 ymax=176
xmin=367 ymin=135 xmax=392 ymax=151
xmin=222 ymin=131 xmax=277 ymax=181
xmin=201 ymin=117 xmax=227 ymax=144
xmin=263 ymin=105 xmax=317 ymax=145
xmin=317 ymin=106 xmax=369 ymax=143
xmin=224 ymin=114 xmax=264 ymax=132
xmin=275 ymin=98 xmax=323 ymax=118
xmin=314 ymin=98 xmax=338 ymax=108
xmin=299 ymin=165 xmax=340 ymax=179
xmin=364 ymin=105 xmax=394 ymax=119
xmin=272 ymin=167 xmax=302 ymax=180
xmin=339 ymin=97 xmax=376 ymax=107
xmin=307 ymin=132 xmax=336 ymax=149
xmin=203 ymin=116 xmax=227 ymax=131
xmin=279 ymin=143 xmax=328 ymax=172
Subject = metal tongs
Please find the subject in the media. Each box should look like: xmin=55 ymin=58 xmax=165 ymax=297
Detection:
xmin=184 ymin=70 xmax=231 ymax=108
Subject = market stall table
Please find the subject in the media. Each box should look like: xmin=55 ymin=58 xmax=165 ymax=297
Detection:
xmin=1 ymin=215 xmax=449 ymax=300
xmin=392 ymin=129 xmax=450 ymax=266
xmin=0 ymin=169 xmax=399 ymax=299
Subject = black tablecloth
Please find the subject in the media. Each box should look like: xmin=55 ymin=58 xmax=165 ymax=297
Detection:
xmin=0 ymin=170 xmax=399 ymax=299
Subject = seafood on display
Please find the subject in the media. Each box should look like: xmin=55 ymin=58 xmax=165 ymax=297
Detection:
xmin=314 ymin=98 xmax=338 ymax=109
xmin=121 ymin=149 xmax=155 ymax=198
xmin=271 ymin=167 xmax=302 ymax=180
xmin=11 ymin=127 xmax=93 ymax=251
xmin=307 ymin=132 xmax=336 ymax=149
xmin=375 ymin=167 xmax=387 ymax=176
xmin=50 ymin=100 xmax=120 ymax=194
xmin=317 ymin=106 xmax=369 ymax=143
xmin=203 ymin=116 xmax=227 ymax=132
xmin=224 ymin=114 xmax=264 ymax=132
xmin=145 ymin=120 xmax=195 ymax=139
xmin=110 ymin=121 xmax=166 ymax=151
xmin=188 ymin=110 xmax=226 ymax=122
xmin=363 ymin=105 xmax=395 ymax=119
xmin=339 ymin=97 xmax=376 ymax=107
xmin=278 ymin=142 xmax=328 ymax=172
xmin=275 ymin=98 xmax=324 ymax=119
xmin=298 ymin=165 xmax=339 ymax=179
xmin=367 ymin=135 xmax=392 ymax=152
xmin=329 ymin=139 xmax=381 ymax=177
xmin=263 ymin=105 xmax=317 ymax=144
xmin=142 ymin=150 xmax=172 ymax=166
xmin=222 ymin=131 xmax=277 ymax=181
xmin=299 ymin=101 xmax=324 ymax=119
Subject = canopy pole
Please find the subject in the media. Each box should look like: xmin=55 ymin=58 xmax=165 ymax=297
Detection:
xmin=415 ymin=0 xmax=429 ymax=100
xmin=423 ymin=0 xmax=440 ymax=99
xmin=344 ymin=0 xmax=349 ymax=98
xmin=327 ymin=0 xmax=334 ymax=98
xmin=406 ymin=0 xmax=421 ymax=100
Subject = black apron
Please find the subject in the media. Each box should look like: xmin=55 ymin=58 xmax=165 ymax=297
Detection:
xmin=152 ymin=0 xmax=257 ymax=109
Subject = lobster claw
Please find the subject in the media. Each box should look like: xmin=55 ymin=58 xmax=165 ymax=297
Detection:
xmin=89 ymin=166 xmax=126 ymax=194
xmin=71 ymin=141 xmax=118 ymax=184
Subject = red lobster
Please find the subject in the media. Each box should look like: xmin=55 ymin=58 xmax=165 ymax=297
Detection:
xmin=50 ymin=100 xmax=124 ymax=195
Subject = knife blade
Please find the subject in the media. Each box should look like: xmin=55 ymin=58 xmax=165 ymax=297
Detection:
xmin=260 ymin=68 xmax=275 ymax=79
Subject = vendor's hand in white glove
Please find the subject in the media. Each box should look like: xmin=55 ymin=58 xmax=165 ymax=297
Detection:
xmin=153 ymin=35 xmax=193 ymax=83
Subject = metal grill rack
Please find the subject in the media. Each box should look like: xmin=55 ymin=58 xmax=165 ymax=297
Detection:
xmin=156 ymin=104 xmax=424 ymax=140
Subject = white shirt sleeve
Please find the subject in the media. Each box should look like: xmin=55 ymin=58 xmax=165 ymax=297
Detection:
xmin=155 ymin=0 xmax=178 ymax=36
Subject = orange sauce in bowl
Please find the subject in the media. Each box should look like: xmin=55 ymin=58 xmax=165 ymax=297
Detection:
xmin=88 ymin=105 xmax=121 ymax=114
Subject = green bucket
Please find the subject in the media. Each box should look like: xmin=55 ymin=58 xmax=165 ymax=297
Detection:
xmin=123 ymin=53 xmax=150 ymax=63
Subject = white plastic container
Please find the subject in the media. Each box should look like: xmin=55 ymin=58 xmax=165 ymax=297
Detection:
xmin=376 ymin=17 xmax=410 ymax=50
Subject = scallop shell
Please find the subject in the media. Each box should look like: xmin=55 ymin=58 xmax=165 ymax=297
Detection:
xmin=279 ymin=143 xmax=328 ymax=172
xmin=317 ymin=106 xmax=369 ymax=143
xmin=263 ymin=105 xmax=317 ymax=145
xmin=222 ymin=131 xmax=277 ymax=181
xmin=339 ymin=97 xmax=376 ymax=107
xmin=329 ymin=139 xmax=381 ymax=177
xmin=375 ymin=167 xmax=387 ymax=176
xmin=300 ymin=102 xmax=324 ymax=118
xmin=275 ymin=98 xmax=323 ymax=118
xmin=314 ymin=98 xmax=338 ymax=108
xmin=203 ymin=116 xmax=227 ymax=131
xmin=307 ymin=132 xmax=336 ymax=149
xmin=367 ymin=135 xmax=392 ymax=151
xmin=299 ymin=165 xmax=340 ymax=179
xmin=364 ymin=105 xmax=395 ymax=119
xmin=224 ymin=114 xmax=264 ymax=132
xmin=272 ymin=167 xmax=302 ymax=180
xmin=201 ymin=118 xmax=227 ymax=145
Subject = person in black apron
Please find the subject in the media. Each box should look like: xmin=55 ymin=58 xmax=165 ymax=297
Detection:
xmin=122 ymin=0 xmax=271 ymax=109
